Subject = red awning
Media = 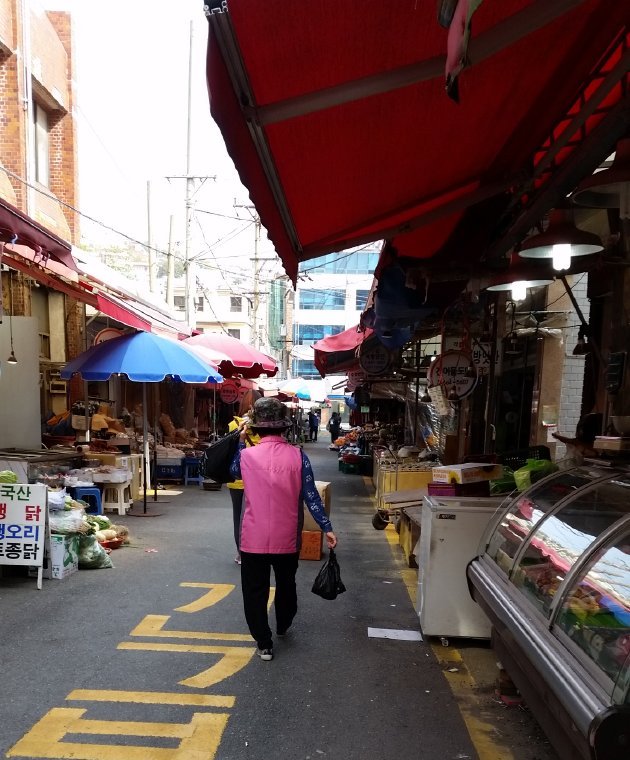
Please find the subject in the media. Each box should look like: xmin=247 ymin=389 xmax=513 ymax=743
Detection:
xmin=0 ymin=197 xmax=76 ymax=272
xmin=96 ymin=294 xmax=152 ymax=333
xmin=205 ymin=1 xmax=629 ymax=282
xmin=312 ymin=327 xmax=373 ymax=355
xmin=312 ymin=326 xmax=376 ymax=377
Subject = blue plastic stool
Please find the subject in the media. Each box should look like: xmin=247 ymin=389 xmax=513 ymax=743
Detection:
xmin=183 ymin=458 xmax=204 ymax=486
xmin=68 ymin=486 xmax=103 ymax=515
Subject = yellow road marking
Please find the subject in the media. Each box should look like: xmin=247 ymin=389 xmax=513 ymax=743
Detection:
xmin=131 ymin=614 xmax=254 ymax=642
xmin=67 ymin=690 xmax=235 ymax=707
xmin=175 ymin=583 xmax=235 ymax=613
xmin=8 ymin=708 xmax=228 ymax=759
xmin=118 ymin=641 xmax=255 ymax=689
xmin=381 ymin=518 xmax=515 ymax=760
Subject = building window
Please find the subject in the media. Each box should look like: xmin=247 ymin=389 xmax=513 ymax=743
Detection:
xmin=173 ymin=296 xmax=186 ymax=311
xmin=33 ymin=102 xmax=49 ymax=186
xmin=227 ymin=328 xmax=241 ymax=340
xmin=298 ymin=250 xmax=380 ymax=275
xmin=299 ymin=289 xmax=345 ymax=310
xmin=196 ymin=296 xmax=204 ymax=312
xmin=230 ymin=296 xmax=242 ymax=312
xmin=292 ymin=359 xmax=319 ymax=378
xmin=355 ymin=289 xmax=370 ymax=310
xmin=295 ymin=324 xmax=344 ymax=345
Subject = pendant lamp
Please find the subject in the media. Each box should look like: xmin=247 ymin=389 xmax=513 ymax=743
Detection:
xmin=486 ymin=278 xmax=553 ymax=302
xmin=518 ymin=209 xmax=603 ymax=272
xmin=571 ymin=138 xmax=630 ymax=215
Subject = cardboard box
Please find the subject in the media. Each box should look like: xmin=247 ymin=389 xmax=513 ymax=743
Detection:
xmin=303 ymin=481 xmax=332 ymax=532
xmin=299 ymin=530 xmax=323 ymax=561
xmin=431 ymin=463 xmax=503 ymax=485
xmin=88 ymin=453 xmax=130 ymax=469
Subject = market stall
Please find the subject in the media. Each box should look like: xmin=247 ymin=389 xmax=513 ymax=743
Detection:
xmin=468 ymin=465 xmax=630 ymax=760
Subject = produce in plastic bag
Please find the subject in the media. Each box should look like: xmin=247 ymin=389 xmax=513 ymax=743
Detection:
xmin=49 ymin=508 xmax=91 ymax=534
xmin=47 ymin=488 xmax=67 ymax=510
xmin=311 ymin=549 xmax=346 ymax=600
xmin=513 ymin=458 xmax=558 ymax=492
xmin=78 ymin=535 xmax=113 ymax=569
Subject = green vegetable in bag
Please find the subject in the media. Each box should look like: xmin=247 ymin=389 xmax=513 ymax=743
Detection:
xmin=513 ymin=459 xmax=558 ymax=492
xmin=0 ymin=470 xmax=17 ymax=483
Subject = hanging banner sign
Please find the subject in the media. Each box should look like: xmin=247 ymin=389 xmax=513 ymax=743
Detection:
xmin=444 ymin=335 xmax=495 ymax=376
xmin=358 ymin=345 xmax=391 ymax=376
xmin=0 ymin=483 xmax=47 ymax=589
xmin=428 ymin=351 xmax=478 ymax=400
xmin=93 ymin=327 xmax=124 ymax=346
xmin=219 ymin=381 xmax=240 ymax=404
xmin=346 ymin=367 xmax=366 ymax=390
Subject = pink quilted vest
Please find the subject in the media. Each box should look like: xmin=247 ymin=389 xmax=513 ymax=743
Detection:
xmin=239 ymin=436 xmax=303 ymax=553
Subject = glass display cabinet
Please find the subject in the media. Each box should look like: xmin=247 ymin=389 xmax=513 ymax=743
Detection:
xmin=468 ymin=464 xmax=630 ymax=760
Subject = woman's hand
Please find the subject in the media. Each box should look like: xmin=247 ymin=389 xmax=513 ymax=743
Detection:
xmin=238 ymin=422 xmax=249 ymax=442
xmin=325 ymin=531 xmax=337 ymax=549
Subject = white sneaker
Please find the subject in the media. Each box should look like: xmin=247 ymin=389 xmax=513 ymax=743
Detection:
xmin=256 ymin=648 xmax=273 ymax=661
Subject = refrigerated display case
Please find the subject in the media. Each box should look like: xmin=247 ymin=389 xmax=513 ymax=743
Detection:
xmin=467 ymin=464 xmax=630 ymax=760
xmin=416 ymin=495 xmax=505 ymax=640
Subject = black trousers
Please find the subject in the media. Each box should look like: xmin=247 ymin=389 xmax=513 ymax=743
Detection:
xmin=228 ymin=488 xmax=244 ymax=550
xmin=240 ymin=551 xmax=299 ymax=650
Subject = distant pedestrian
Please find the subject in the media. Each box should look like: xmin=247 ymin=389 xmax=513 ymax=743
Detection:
xmin=327 ymin=411 xmax=341 ymax=443
xmin=308 ymin=409 xmax=319 ymax=441
xmin=230 ymin=397 xmax=337 ymax=662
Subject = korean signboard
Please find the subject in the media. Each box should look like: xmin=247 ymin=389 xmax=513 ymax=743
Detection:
xmin=0 ymin=483 xmax=47 ymax=588
xmin=428 ymin=351 xmax=478 ymax=400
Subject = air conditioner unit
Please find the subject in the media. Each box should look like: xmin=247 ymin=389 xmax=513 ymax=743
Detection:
xmin=49 ymin=380 xmax=68 ymax=394
xmin=47 ymin=369 xmax=62 ymax=379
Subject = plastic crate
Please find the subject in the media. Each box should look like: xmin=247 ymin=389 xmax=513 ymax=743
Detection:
xmin=499 ymin=445 xmax=551 ymax=471
xmin=339 ymin=462 xmax=360 ymax=474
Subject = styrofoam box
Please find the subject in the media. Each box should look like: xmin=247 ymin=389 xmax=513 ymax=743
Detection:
xmin=29 ymin=534 xmax=79 ymax=580
xmin=431 ymin=463 xmax=503 ymax=485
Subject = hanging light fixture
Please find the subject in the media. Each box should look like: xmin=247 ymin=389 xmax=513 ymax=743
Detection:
xmin=6 ymin=271 xmax=17 ymax=365
xmin=486 ymin=278 xmax=553 ymax=302
xmin=518 ymin=209 xmax=603 ymax=272
xmin=571 ymin=138 xmax=630 ymax=216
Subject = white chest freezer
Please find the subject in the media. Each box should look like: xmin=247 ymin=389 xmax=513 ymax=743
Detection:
xmin=416 ymin=495 xmax=503 ymax=640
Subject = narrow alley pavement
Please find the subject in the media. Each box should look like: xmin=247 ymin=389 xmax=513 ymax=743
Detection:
xmin=0 ymin=440 xmax=558 ymax=760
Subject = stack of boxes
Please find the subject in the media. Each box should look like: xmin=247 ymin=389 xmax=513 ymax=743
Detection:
xmin=300 ymin=481 xmax=332 ymax=561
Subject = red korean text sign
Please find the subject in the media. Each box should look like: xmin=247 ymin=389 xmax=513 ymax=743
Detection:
xmin=0 ymin=483 xmax=46 ymax=568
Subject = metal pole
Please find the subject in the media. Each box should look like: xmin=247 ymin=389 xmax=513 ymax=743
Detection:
xmin=252 ymin=217 xmax=260 ymax=349
xmin=413 ymin=342 xmax=420 ymax=445
xmin=142 ymin=383 xmax=149 ymax=513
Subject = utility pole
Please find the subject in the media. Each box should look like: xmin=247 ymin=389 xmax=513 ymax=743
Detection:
xmin=185 ymin=20 xmax=195 ymax=328
xmin=165 ymin=21 xmax=216 ymax=329
xmin=146 ymin=180 xmax=156 ymax=293
xmin=166 ymin=214 xmax=174 ymax=307
xmin=234 ymin=203 xmax=263 ymax=349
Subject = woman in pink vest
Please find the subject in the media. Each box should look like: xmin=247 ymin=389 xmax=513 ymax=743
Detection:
xmin=230 ymin=397 xmax=337 ymax=662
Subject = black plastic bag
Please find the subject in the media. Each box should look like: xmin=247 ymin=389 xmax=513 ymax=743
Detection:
xmin=201 ymin=430 xmax=240 ymax=483
xmin=311 ymin=549 xmax=346 ymax=600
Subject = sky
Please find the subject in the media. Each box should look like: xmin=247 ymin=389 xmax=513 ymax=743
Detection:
xmin=40 ymin=0 xmax=280 ymax=284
